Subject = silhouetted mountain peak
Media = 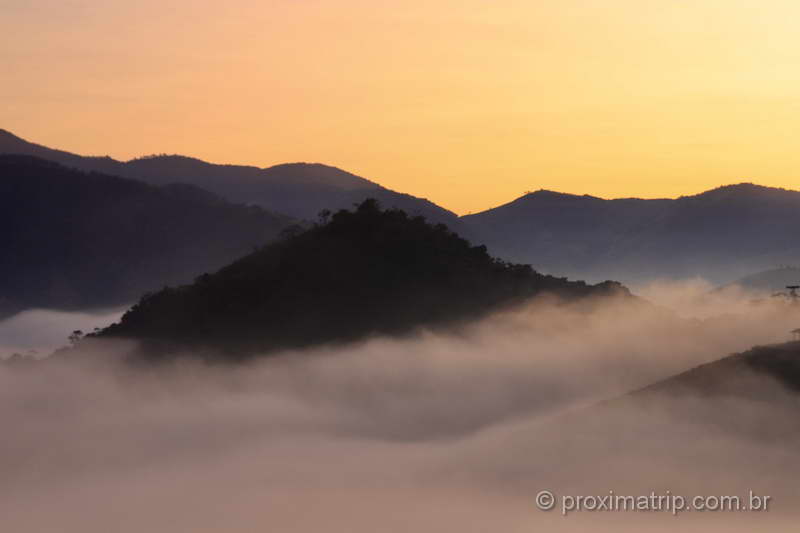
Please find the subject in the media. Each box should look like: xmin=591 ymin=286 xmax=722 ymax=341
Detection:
xmin=686 ymin=182 xmax=798 ymax=201
xmin=476 ymin=189 xmax=602 ymax=215
xmin=98 ymin=199 xmax=623 ymax=360
xmin=525 ymin=189 xmax=602 ymax=201
xmin=460 ymin=176 xmax=800 ymax=284
xmin=262 ymin=162 xmax=379 ymax=190
xmin=0 ymin=128 xmax=22 ymax=141
xmin=0 ymin=128 xmax=39 ymax=150
xmin=132 ymin=153 xmax=206 ymax=163
xmin=0 ymin=128 xmax=115 ymax=165
xmin=127 ymin=154 xmax=218 ymax=172
xmin=0 ymin=129 xmax=456 ymax=223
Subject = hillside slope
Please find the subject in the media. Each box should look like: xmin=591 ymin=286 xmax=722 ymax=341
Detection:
xmin=0 ymin=155 xmax=292 ymax=316
xmin=719 ymin=266 xmax=800 ymax=294
xmin=99 ymin=200 xmax=628 ymax=360
xmin=0 ymin=129 xmax=458 ymax=226
xmin=462 ymin=184 xmax=800 ymax=284
xmin=633 ymin=340 xmax=800 ymax=400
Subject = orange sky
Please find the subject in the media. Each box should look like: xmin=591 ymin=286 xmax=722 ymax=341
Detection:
xmin=4 ymin=0 xmax=800 ymax=214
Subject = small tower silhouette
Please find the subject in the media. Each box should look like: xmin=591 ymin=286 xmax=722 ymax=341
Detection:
xmin=788 ymin=286 xmax=800 ymax=301
xmin=771 ymin=285 xmax=800 ymax=302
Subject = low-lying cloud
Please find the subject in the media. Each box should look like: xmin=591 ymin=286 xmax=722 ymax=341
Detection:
xmin=2 ymin=281 xmax=800 ymax=532
xmin=0 ymin=307 xmax=125 ymax=358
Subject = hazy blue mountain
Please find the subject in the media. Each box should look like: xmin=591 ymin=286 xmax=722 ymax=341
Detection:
xmin=8 ymin=127 xmax=800 ymax=285
xmin=0 ymin=129 xmax=458 ymax=226
xmin=462 ymin=184 xmax=800 ymax=284
xmin=0 ymin=155 xmax=292 ymax=317
xmin=719 ymin=266 xmax=800 ymax=294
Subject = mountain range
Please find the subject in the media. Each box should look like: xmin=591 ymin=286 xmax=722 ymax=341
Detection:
xmin=4 ymin=127 xmax=800 ymax=314
xmin=460 ymin=185 xmax=800 ymax=284
xmin=0 ymin=129 xmax=457 ymax=226
xmin=0 ymin=155 xmax=291 ymax=317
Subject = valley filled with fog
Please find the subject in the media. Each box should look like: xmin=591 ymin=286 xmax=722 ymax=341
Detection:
xmin=7 ymin=2 xmax=800 ymax=530
xmin=3 ymin=281 xmax=800 ymax=532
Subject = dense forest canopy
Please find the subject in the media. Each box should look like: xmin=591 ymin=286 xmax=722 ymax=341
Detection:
xmin=100 ymin=200 xmax=627 ymax=360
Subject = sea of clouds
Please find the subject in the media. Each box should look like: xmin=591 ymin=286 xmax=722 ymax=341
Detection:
xmin=2 ymin=281 xmax=800 ymax=532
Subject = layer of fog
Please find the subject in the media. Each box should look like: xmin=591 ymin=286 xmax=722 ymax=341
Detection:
xmin=0 ymin=307 xmax=125 ymax=358
xmin=2 ymin=281 xmax=800 ymax=532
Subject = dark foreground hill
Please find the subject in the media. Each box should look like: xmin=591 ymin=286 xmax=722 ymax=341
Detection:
xmin=99 ymin=200 xmax=628 ymax=360
xmin=0 ymin=155 xmax=292 ymax=316
xmin=592 ymin=340 xmax=800 ymax=442
xmin=0 ymin=128 xmax=458 ymax=226
xmin=634 ymin=341 xmax=800 ymax=400
xmin=461 ymin=184 xmax=800 ymax=284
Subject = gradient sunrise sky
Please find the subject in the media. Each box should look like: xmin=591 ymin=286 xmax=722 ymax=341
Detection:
xmin=4 ymin=0 xmax=800 ymax=214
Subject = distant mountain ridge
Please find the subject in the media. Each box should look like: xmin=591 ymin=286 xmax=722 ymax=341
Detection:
xmin=461 ymin=184 xmax=800 ymax=284
xmin=0 ymin=129 xmax=458 ymax=225
xmin=0 ymin=155 xmax=292 ymax=317
xmin=719 ymin=266 xmax=800 ymax=294
xmin=6 ymin=128 xmax=800 ymax=285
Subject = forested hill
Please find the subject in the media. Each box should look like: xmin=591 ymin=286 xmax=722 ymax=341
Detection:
xmin=633 ymin=341 xmax=800 ymax=400
xmin=99 ymin=200 xmax=628 ymax=360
